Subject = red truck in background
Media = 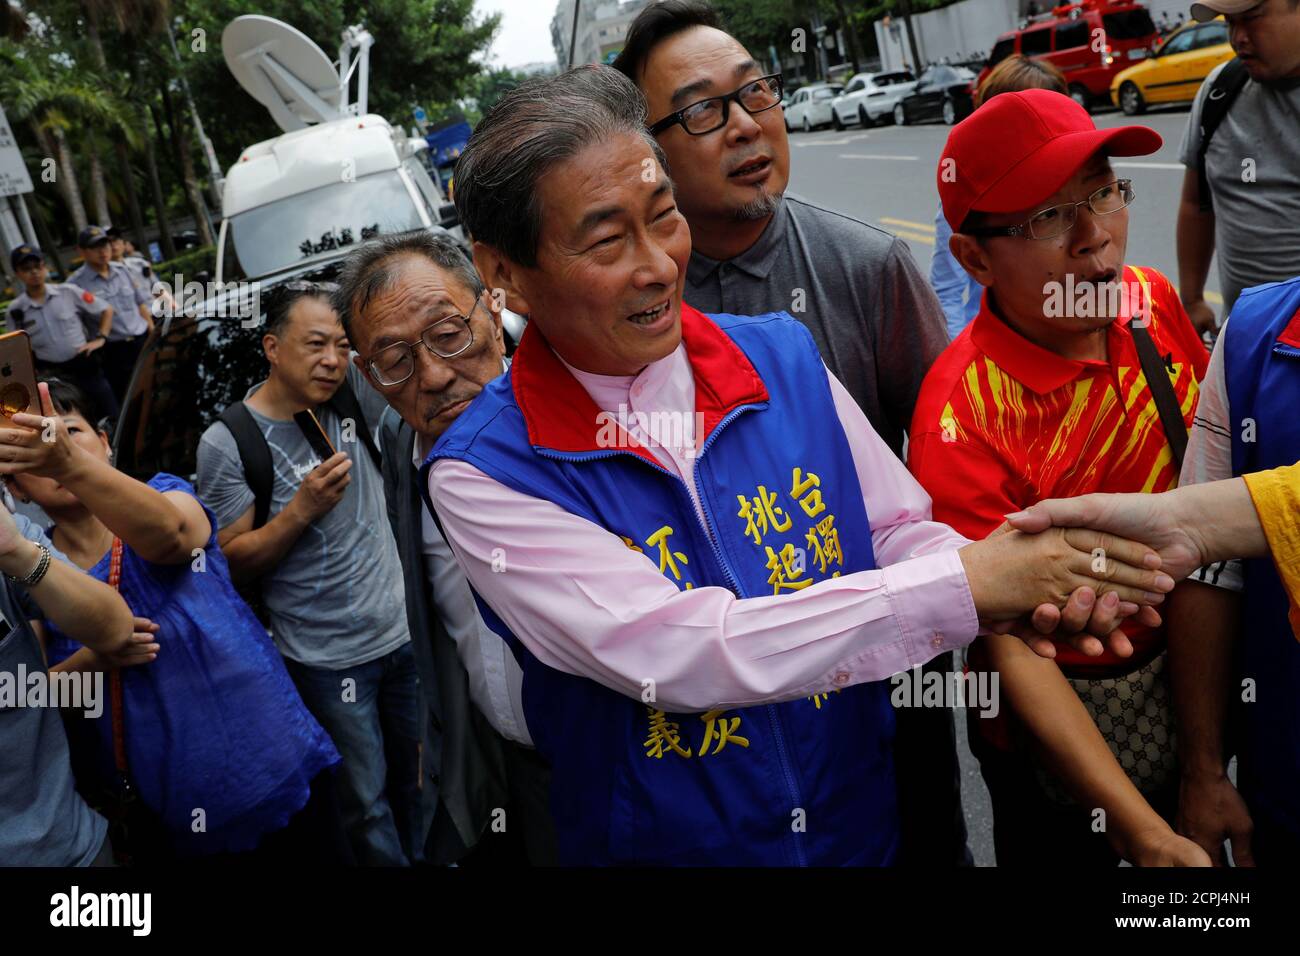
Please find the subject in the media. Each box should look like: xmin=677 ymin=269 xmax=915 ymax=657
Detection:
xmin=977 ymin=0 xmax=1161 ymax=110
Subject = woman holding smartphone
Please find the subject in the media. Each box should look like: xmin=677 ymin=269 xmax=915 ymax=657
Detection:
xmin=0 ymin=378 xmax=342 ymax=862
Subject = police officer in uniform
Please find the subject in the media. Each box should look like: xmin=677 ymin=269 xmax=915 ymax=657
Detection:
xmin=68 ymin=225 xmax=154 ymax=402
xmin=5 ymin=244 xmax=119 ymax=418
xmin=106 ymin=226 xmax=154 ymax=288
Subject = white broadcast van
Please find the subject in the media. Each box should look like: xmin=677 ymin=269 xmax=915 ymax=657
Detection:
xmin=214 ymin=15 xmax=461 ymax=285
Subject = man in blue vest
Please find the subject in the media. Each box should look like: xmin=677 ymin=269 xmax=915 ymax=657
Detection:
xmin=1157 ymin=273 xmax=1300 ymax=865
xmin=394 ymin=65 xmax=1174 ymax=866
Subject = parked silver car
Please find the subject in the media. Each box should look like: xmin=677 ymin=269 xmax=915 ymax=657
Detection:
xmin=831 ymin=70 xmax=917 ymax=128
xmin=783 ymin=82 xmax=844 ymax=132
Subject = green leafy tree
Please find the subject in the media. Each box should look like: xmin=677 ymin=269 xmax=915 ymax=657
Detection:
xmin=464 ymin=66 xmax=528 ymax=123
xmin=712 ymin=0 xmax=805 ymax=64
xmin=172 ymin=0 xmax=500 ymax=168
xmin=0 ymin=37 xmax=138 ymax=233
xmin=5 ymin=0 xmax=501 ymax=250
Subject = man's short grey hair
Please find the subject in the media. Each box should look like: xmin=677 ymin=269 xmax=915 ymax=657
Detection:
xmin=453 ymin=64 xmax=670 ymax=268
xmin=334 ymin=229 xmax=484 ymax=344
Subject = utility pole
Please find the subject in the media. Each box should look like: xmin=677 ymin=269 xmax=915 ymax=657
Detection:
xmin=810 ymin=7 xmax=830 ymax=81
xmin=898 ymin=0 xmax=924 ymax=73
xmin=833 ymin=0 xmax=863 ymax=75
xmin=567 ymin=0 xmax=582 ymax=68
xmin=165 ymin=18 xmax=224 ymax=216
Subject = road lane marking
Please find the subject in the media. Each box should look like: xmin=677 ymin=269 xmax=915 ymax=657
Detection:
xmin=791 ymin=132 xmax=875 ymax=146
xmin=893 ymin=230 xmax=936 ymax=245
xmin=881 ymin=217 xmax=936 ymax=232
xmin=1112 ymin=161 xmax=1184 ymax=170
xmin=1206 ymin=291 xmax=1223 ymax=304
xmin=837 ymin=153 xmax=919 ymax=161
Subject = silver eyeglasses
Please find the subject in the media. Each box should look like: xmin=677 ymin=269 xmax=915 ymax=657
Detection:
xmin=965 ymin=179 xmax=1136 ymax=241
xmin=366 ymin=298 xmax=483 ymax=387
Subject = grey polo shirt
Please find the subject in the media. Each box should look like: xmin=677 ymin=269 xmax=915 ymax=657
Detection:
xmin=5 ymin=283 xmax=110 ymax=364
xmin=68 ymin=261 xmax=150 ymax=339
xmin=1179 ymin=65 xmax=1300 ymax=314
xmin=684 ymin=193 xmax=950 ymax=458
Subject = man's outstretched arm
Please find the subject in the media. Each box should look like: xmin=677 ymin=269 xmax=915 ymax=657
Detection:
xmin=1004 ymin=477 xmax=1269 ymax=580
xmin=431 ymin=458 xmax=1170 ymax=714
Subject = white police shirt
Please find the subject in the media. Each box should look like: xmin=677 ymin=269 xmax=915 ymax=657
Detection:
xmin=4 ymin=283 xmax=109 ymax=364
xmin=68 ymin=261 xmax=149 ymax=339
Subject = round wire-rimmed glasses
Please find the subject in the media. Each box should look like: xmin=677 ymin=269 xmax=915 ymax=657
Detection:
xmin=366 ymin=298 xmax=483 ymax=387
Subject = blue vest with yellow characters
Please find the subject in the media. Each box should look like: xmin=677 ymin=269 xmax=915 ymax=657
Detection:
xmin=425 ymin=305 xmax=899 ymax=865
xmin=1224 ymin=275 xmax=1300 ymax=840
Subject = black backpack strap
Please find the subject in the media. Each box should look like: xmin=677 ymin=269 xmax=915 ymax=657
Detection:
xmin=1130 ymin=322 xmax=1189 ymax=473
xmin=218 ymin=402 xmax=274 ymax=529
xmin=1196 ymin=57 xmax=1249 ymax=213
xmin=326 ymin=378 xmax=382 ymax=472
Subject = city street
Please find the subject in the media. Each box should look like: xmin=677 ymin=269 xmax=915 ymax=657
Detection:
xmin=6 ymin=0 xmax=1298 ymax=920
xmin=790 ymin=103 xmax=1203 ymax=866
xmin=788 ymin=105 xmax=1223 ymax=312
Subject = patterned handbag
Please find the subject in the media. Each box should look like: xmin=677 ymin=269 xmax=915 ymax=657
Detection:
xmin=1034 ymin=651 xmax=1178 ymax=804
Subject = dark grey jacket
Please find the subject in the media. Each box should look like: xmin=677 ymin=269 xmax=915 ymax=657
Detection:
xmin=380 ymin=413 xmax=509 ymax=865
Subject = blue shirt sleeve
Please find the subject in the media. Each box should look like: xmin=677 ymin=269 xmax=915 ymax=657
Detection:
xmin=928 ymin=203 xmax=976 ymax=341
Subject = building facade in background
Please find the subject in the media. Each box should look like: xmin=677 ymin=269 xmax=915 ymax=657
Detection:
xmin=514 ymin=60 xmax=560 ymax=77
xmin=547 ymin=1 xmax=867 ymax=91
xmin=551 ymin=0 xmax=648 ymax=68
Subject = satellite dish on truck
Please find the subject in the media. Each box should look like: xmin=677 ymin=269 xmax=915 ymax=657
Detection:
xmin=223 ymin=15 xmax=374 ymax=133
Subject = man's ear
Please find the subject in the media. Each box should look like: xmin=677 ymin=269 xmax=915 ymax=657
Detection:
xmin=472 ymin=241 xmax=532 ymax=316
xmin=480 ymin=289 xmax=507 ymax=355
xmin=352 ymin=352 xmax=379 ymax=391
xmin=949 ymin=233 xmax=995 ymax=289
xmin=261 ymin=333 xmax=278 ymax=367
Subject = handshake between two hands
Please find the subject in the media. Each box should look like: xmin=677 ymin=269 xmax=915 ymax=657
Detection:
xmin=958 ymin=491 xmax=1210 ymax=660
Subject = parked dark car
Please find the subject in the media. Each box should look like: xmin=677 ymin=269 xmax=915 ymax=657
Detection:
xmin=111 ymin=259 xmax=343 ymax=483
xmin=173 ymin=230 xmax=204 ymax=252
xmin=894 ymin=65 xmax=977 ymax=126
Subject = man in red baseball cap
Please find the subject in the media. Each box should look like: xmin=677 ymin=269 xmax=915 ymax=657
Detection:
xmin=909 ymin=89 xmax=1212 ymax=866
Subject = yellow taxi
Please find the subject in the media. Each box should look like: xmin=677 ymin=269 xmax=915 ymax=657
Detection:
xmin=1110 ymin=16 xmax=1233 ymax=115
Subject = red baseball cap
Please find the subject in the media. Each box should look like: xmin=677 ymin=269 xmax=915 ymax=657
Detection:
xmin=937 ymin=89 xmax=1162 ymax=233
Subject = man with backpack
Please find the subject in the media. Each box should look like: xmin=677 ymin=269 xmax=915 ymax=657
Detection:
xmin=1176 ymin=0 xmax=1300 ymax=334
xmin=196 ymin=281 xmax=419 ymax=866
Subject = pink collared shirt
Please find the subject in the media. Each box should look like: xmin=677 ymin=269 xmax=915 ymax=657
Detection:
xmin=429 ymin=341 xmax=978 ymax=714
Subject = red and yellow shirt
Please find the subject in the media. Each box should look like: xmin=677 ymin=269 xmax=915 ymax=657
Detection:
xmin=909 ymin=264 xmax=1209 ymax=676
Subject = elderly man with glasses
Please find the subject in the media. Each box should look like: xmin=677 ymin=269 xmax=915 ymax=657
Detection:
xmin=335 ymin=231 xmax=559 ymax=867
xmin=908 ymin=89 xmax=1212 ymax=866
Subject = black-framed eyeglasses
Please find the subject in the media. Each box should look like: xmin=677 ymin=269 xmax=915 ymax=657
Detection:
xmin=365 ymin=298 xmax=483 ymax=387
xmin=964 ymin=179 xmax=1136 ymax=241
xmin=648 ymin=73 xmax=785 ymax=136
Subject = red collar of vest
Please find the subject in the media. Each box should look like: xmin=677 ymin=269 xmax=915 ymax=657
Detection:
xmin=1278 ymin=305 xmax=1300 ymax=350
xmin=509 ymin=302 xmax=769 ymax=462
